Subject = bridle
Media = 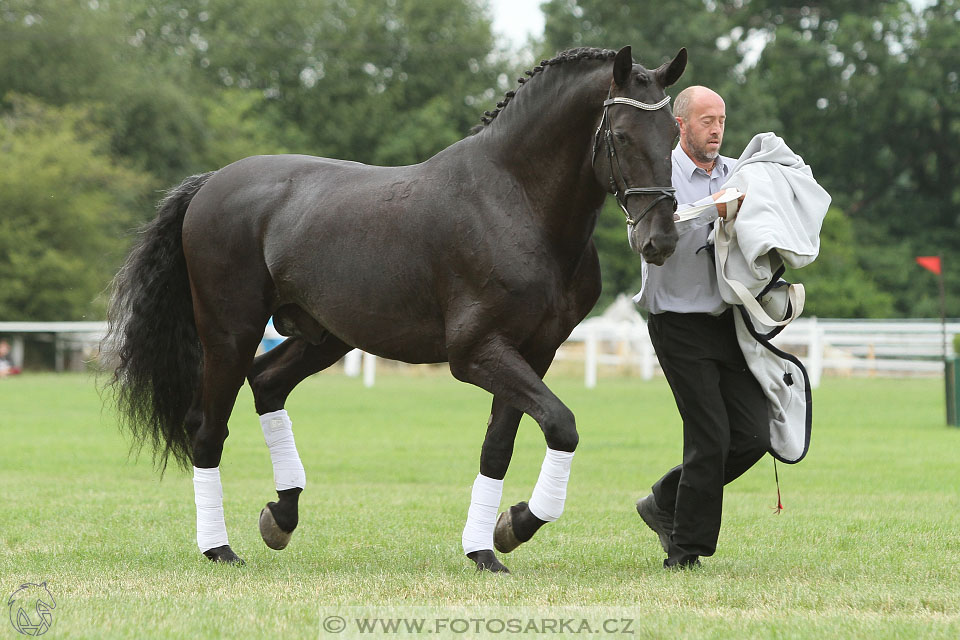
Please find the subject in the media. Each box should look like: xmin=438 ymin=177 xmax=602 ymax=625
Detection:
xmin=592 ymin=92 xmax=677 ymax=228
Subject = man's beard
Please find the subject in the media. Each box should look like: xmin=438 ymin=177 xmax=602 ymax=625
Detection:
xmin=690 ymin=138 xmax=720 ymax=164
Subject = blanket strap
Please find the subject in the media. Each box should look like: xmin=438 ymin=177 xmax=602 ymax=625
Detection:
xmin=715 ymin=219 xmax=805 ymax=327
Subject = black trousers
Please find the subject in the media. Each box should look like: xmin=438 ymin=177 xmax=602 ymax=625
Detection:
xmin=647 ymin=309 xmax=769 ymax=559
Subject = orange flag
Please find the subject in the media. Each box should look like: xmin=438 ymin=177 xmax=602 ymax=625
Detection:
xmin=916 ymin=256 xmax=942 ymax=275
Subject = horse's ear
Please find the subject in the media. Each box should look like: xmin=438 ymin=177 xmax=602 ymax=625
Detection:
xmin=613 ymin=46 xmax=633 ymax=88
xmin=655 ymin=48 xmax=687 ymax=88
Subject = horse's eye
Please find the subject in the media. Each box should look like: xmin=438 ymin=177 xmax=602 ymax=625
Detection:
xmin=614 ymin=131 xmax=627 ymax=144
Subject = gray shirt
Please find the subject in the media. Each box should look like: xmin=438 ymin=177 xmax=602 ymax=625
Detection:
xmin=633 ymin=145 xmax=737 ymax=315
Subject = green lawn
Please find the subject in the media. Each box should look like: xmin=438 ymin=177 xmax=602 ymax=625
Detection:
xmin=2 ymin=371 xmax=958 ymax=638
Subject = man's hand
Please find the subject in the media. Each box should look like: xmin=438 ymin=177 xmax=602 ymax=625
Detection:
xmin=712 ymin=189 xmax=746 ymax=219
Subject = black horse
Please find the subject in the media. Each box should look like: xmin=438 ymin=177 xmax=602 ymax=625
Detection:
xmin=105 ymin=46 xmax=686 ymax=573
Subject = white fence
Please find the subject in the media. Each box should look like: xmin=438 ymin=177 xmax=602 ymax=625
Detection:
xmin=2 ymin=318 xmax=957 ymax=385
xmin=0 ymin=321 xmax=106 ymax=372
xmin=563 ymin=316 xmax=959 ymax=389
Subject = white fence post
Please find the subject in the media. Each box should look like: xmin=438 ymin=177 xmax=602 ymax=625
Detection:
xmin=362 ymin=351 xmax=376 ymax=388
xmin=808 ymin=316 xmax=822 ymax=389
xmin=639 ymin=331 xmax=655 ymax=381
xmin=584 ymin=329 xmax=598 ymax=389
xmin=54 ymin=335 xmax=65 ymax=372
xmin=11 ymin=336 xmax=24 ymax=369
xmin=343 ymin=349 xmax=362 ymax=377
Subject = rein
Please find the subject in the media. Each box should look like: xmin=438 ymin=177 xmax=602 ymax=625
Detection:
xmin=593 ymin=93 xmax=677 ymax=228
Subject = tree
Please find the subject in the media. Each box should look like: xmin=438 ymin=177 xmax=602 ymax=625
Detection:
xmin=0 ymin=0 xmax=216 ymax=184
xmin=744 ymin=0 xmax=960 ymax=316
xmin=541 ymin=0 xmax=960 ymax=317
xmin=0 ymin=96 xmax=152 ymax=320
xmin=0 ymin=0 xmax=513 ymax=322
xmin=120 ymin=0 xmax=506 ymax=166
xmin=539 ymin=0 xmax=775 ymax=313
xmin=785 ymin=207 xmax=895 ymax=317
xmin=0 ymin=0 xmax=128 ymax=106
xmin=3 ymin=0 xmax=953 ymax=321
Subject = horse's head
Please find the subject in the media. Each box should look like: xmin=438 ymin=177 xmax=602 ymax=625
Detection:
xmin=7 ymin=582 xmax=56 ymax=636
xmin=593 ymin=46 xmax=687 ymax=265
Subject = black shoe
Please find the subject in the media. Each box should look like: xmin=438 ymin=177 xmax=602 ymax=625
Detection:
xmin=663 ymin=555 xmax=701 ymax=570
xmin=635 ymin=494 xmax=672 ymax=553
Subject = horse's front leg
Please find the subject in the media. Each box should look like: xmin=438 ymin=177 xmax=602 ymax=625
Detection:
xmin=452 ymin=340 xmax=573 ymax=573
xmin=462 ymin=398 xmax=523 ymax=573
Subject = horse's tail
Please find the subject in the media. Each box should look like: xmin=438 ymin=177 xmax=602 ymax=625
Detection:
xmin=103 ymin=171 xmax=215 ymax=473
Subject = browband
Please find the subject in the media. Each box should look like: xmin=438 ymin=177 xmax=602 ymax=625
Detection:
xmin=602 ymin=96 xmax=671 ymax=111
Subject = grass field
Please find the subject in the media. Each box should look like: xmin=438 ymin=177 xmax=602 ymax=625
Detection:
xmin=2 ymin=370 xmax=959 ymax=638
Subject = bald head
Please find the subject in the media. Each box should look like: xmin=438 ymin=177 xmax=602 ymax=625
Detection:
xmin=674 ymin=85 xmax=726 ymax=169
xmin=674 ymin=86 xmax=724 ymax=121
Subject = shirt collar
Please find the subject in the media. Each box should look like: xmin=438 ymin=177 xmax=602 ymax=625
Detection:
xmin=673 ymin=144 xmax=731 ymax=179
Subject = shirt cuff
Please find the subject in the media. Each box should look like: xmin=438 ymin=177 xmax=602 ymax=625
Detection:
xmin=675 ymin=196 xmax=719 ymax=235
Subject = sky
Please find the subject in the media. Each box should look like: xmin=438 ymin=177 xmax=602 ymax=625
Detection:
xmin=486 ymin=0 xmax=937 ymax=50
xmin=489 ymin=0 xmax=545 ymax=49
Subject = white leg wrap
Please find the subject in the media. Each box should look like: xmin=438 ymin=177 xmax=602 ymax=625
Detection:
xmin=194 ymin=466 xmax=228 ymax=552
xmin=527 ymin=448 xmax=575 ymax=522
xmin=461 ymin=473 xmax=504 ymax=555
xmin=260 ymin=409 xmax=306 ymax=491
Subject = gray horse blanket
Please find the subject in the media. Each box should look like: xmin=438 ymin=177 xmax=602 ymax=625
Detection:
xmin=717 ymin=132 xmax=831 ymax=463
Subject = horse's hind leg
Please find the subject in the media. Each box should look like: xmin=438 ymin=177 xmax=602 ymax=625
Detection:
xmin=247 ymin=335 xmax=353 ymax=550
xmin=191 ymin=322 xmax=265 ymax=565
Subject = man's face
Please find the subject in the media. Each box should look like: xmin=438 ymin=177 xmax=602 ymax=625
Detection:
xmin=678 ymin=92 xmax=726 ymax=165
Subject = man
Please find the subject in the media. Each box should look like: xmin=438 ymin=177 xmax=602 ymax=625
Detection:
xmin=0 ymin=339 xmax=20 ymax=377
xmin=633 ymin=85 xmax=769 ymax=569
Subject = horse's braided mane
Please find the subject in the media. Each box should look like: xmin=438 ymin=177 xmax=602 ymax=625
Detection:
xmin=479 ymin=47 xmax=618 ymax=127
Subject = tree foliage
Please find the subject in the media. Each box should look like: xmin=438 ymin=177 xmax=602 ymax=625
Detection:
xmin=540 ymin=0 xmax=960 ymax=317
xmin=784 ymin=208 xmax=895 ymax=317
xmin=0 ymin=96 xmax=152 ymax=320
xmin=0 ymin=0 xmax=508 ymax=321
xmin=117 ymin=0 xmax=503 ymax=165
xmin=0 ymin=0 xmax=957 ymax=320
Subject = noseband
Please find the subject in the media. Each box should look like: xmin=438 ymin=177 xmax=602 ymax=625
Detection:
xmin=593 ymin=93 xmax=677 ymax=228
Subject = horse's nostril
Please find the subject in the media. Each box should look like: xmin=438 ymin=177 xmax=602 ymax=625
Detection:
xmin=641 ymin=242 xmax=660 ymax=264
xmin=641 ymin=235 xmax=676 ymax=265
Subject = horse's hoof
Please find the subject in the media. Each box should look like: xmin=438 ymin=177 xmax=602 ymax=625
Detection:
xmin=259 ymin=506 xmax=293 ymax=550
xmin=466 ymin=549 xmax=511 ymax=574
xmin=494 ymin=508 xmax=522 ymax=554
xmin=203 ymin=544 xmax=245 ymax=565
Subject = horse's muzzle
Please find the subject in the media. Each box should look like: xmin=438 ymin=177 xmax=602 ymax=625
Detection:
xmin=639 ymin=233 xmax=677 ymax=267
xmin=626 ymin=196 xmax=678 ymax=263
xmin=641 ymin=238 xmax=675 ymax=266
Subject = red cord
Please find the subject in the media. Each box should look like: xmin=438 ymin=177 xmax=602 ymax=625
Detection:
xmin=773 ymin=459 xmax=784 ymax=514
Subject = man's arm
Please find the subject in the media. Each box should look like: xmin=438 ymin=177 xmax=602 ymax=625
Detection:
xmin=711 ymin=189 xmax=745 ymax=219
xmin=672 ymin=189 xmax=746 ymax=235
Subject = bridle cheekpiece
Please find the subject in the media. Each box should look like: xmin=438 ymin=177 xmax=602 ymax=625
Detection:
xmin=593 ymin=92 xmax=677 ymax=228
